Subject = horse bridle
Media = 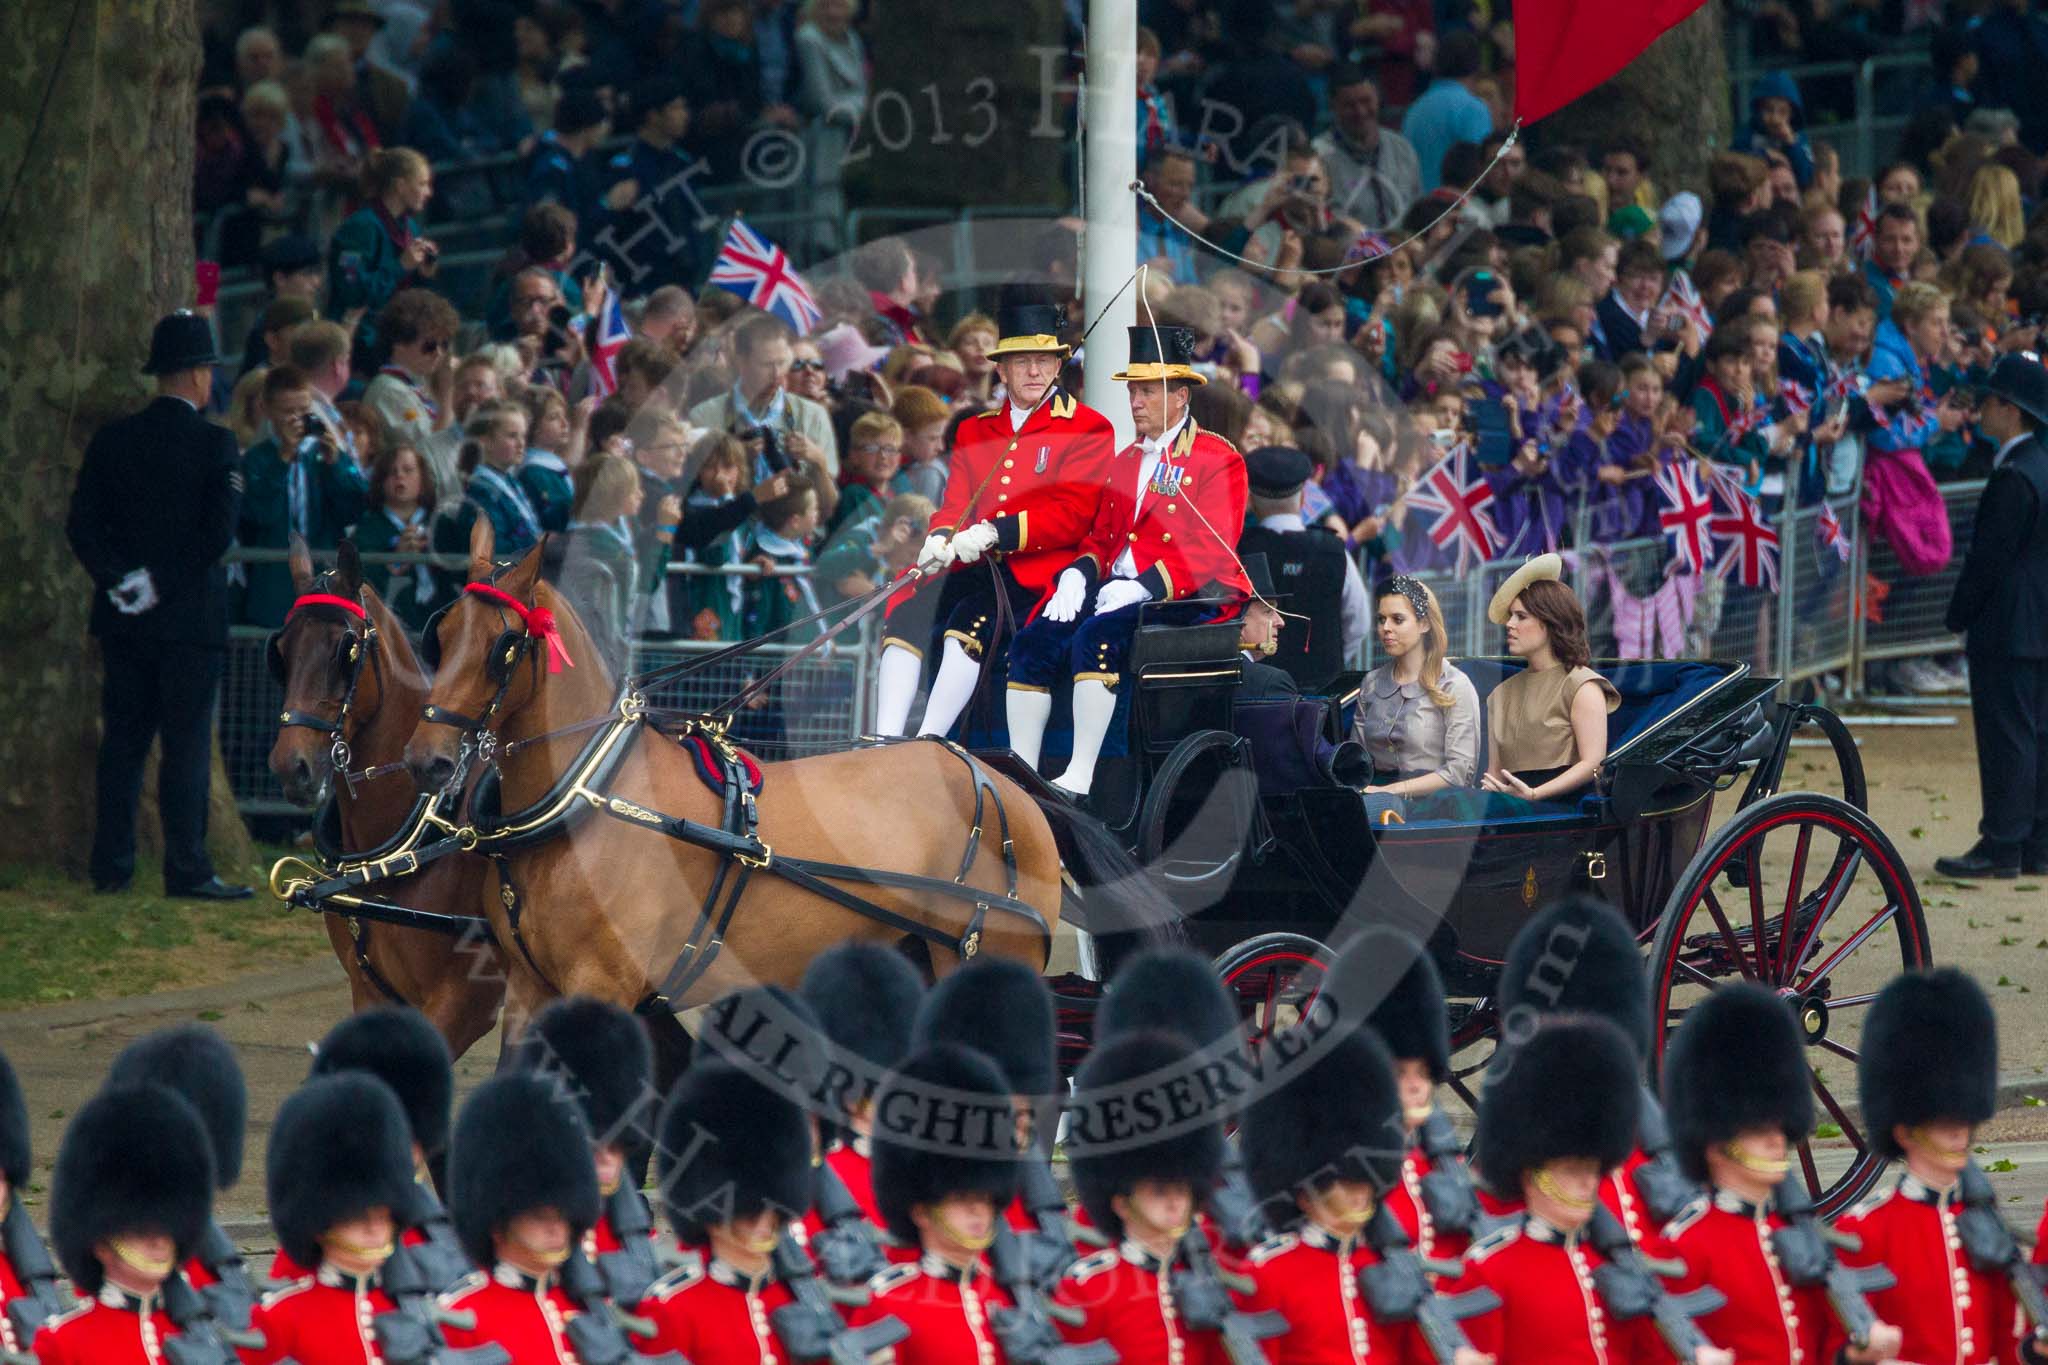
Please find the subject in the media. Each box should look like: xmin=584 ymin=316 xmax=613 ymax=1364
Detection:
xmin=268 ymin=590 xmax=383 ymax=780
xmin=417 ymin=581 xmax=574 ymax=767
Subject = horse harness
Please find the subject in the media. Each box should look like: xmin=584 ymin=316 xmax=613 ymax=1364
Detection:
xmin=268 ymin=591 xmax=389 ymax=784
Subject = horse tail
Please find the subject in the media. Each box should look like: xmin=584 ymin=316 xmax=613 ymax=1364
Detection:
xmin=1026 ymin=794 xmax=1190 ymax=974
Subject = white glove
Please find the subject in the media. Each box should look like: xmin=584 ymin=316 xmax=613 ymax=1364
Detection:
xmin=916 ymin=532 xmax=955 ymax=572
xmin=110 ymin=567 xmax=159 ymax=615
xmin=951 ymin=521 xmax=1000 ymax=565
xmin=1043 ymin=568 xmax=1087 ymax=623
xmin=1094 ymin=578 xmax=1152 ymax=615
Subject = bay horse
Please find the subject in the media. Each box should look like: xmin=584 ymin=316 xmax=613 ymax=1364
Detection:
xmin=266 ymin=540 xmax=507 ymax=1061
xmin=400 ymin=541 xmax=1072 ymax=1046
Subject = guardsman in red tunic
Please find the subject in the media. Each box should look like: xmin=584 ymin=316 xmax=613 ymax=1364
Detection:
xmin=1006 ymin=323 xmax=1251 ymax=797
xmin=1237 ymin=1022 xmax=1491 ymax=1365
xmin=241 ymin=1074 xmax=418 ymax=1365
xmin=1649 ymin=984 xmax=1897 ymax=1365
xmin=875 ymin=285 xmax=1115 ymax=739
xmin=274 ymin=1007 xmax=467 ymax=1288
xmin=0 ymin=1047 xmax=62 ymax=1357
xmin=1495 ymin=897 xmax=1701 ymax=1242
xmin=438 ymin=1071 xmax=602 ymax=1363
xmin=635 ymin=1059 xmax=825 ymax=1361
xmin=1836 ymin=968 xmax=2039 ymax=1365
xmin=913 ymin=958 xmax=1062 ymax=1239
xmin=1056 ymin=1030 xmax=1234 ymax=1365
xmin=1444 ymin=1017 xmax=1728 ymax=1365
xmin=797 ymin=943 xmax=927 ymax=1258
xmin=106 ymin=1027 xmax=252 ymax=1303
xmin=515 ymin=997 xmax=664 ymax=1304
xmin=36 ymin=1084 xmax=215 ymax=1365
xmin=847 ymin=1044 xmax=1022 ymax=1365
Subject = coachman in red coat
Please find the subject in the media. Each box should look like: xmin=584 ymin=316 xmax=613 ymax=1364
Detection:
xmin=875 ymin=287 xmax=1115 ymax=739
xmin=1006 ymin=324 xmax=1250 ymax=799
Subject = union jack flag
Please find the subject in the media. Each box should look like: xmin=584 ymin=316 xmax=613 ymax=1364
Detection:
xmin=1816 ymin=502 xmax=1852 ymax=563
xmin=1823 ymin=369 xmax=1861 ymax=410
xmin=1779 ymin=378 xmax=1813 ymax=418
xmin=1659 ymin=269 xmax=1713 ymax=341
xmin=1710 ymin=483 xmax=1781 ymax=590
xmin=709 ymin=218 xmax=821 ymax=334
xmin=587 ymin=289 xmax=632 ymax=398
xmin=1850 ymin=185 xmax=1880 ymax=262
xmin=1654 ymin=459 xmax=1717 ymax=574
xmin=1404 ymin=444 xmax=1500 ymax=572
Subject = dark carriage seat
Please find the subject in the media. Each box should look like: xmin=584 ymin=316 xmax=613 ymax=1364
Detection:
xmin=1451 ymin=658 xmax=1729 ymax=760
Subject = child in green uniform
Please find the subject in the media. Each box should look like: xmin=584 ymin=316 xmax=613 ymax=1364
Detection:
xmin=352 ymin=441 xmax=444 ymax=632
xmin=679 ymin=432 xmax=755 ymax=642
xmin=825 ymin=410 xmax=904 ymax=541
xmin=567 ymin=451 xmax=675 ymax=646
xmin=744 ymin=485 xmax=823 ymax=644
xmin=518 ymin=388 xmax=584 ymax=532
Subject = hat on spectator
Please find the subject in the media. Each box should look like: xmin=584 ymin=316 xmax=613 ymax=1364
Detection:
xmin=1982 ymin=351 xmax=2048 ymax=427
xmin=1113 ymin=324 xmax=1206 ymax=385
xmin=324 ymin=0 xmax=386 ymax=26
xmin=1607 ymin=204 xmax=1654 ymax=241
xmin=628 ymin=76 xmax=685 ymax=125
xmin=1245 ymin=446 xmax=1313 ymax=500
xmin=555 ymin=86 xmax=607 ymax=136
xmin=1659 ymin=192 xmax=1703 ymax=262
xmin=1487 ymin=552 xmax=1564 ymax=626
xmin=816 ymin=321 xmax=890 ymax=382
xmin=989 ymin=283 xmax=1071 ymax=358
xmin=261 ymin=234 xmax=322 ymax=275
xmin=1241 ymin=552 xmax=1289 ymax=605
xmin=144 ymin=310 xmax=221 ymax=374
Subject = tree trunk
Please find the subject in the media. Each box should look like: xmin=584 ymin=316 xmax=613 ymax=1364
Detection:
xmin=1538 ymin=1 xmax=1730 ymax=199
xmin=0 ymin=0 xmax=249 ymax=876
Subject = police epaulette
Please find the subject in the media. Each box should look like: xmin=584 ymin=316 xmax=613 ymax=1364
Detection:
xmin=259 ymin=1277 xmax=317 ymax=1309
xmin=1065 ymin=1248 xmax=1119 ymax=1283
xmin=1466 ymin=1223 xmax=1521 ymax=1262
xmin=868 ymin=1261 xmax=922 ymax=1296
xmin=646 ymin=1253 xmax=706 ymax=1301
xmin=439 ymin=1270 xmax=488 ymax=1305
xmin=1659 ymin=1195 xmax=1709 ymax=1241
xmin=1246 ymin=1233 xmax=1300 ymax=1266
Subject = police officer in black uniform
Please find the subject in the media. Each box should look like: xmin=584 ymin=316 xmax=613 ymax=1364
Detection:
xmin=65 ymin=312 xmax=251 ymax=899
xmin=1235 ymin=445 xmax=1369 ymax=692
xmin=1940 ymin=352 xmax=2048 ymax=878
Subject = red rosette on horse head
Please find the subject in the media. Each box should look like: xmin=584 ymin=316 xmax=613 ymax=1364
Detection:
xmin=463 ymin=580 xmax=576 ymax=673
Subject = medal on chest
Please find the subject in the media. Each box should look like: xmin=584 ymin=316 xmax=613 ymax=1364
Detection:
xmin=1035 ymin=445 xmax=1050 ymax=474
xmin=1149 ymin=461 xmax=1187 ymax=498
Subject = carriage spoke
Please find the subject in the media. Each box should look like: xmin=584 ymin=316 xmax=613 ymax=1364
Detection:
xmin=1810 ymin=1070 xmax=1868 ymax=1154
xmin=1821 ymin=992 xmax=1877 ymax=1010
xmin=1746 ymin=843 xmax=1770 ymax=982
xmin=1672 ymin=958 xmax=1720 ymax=992
xmin=1815 ymin=1036 xmax=1859 ymax=1064
xmin=1785 ymin=845 xmax=1865 ymax=980
xmin=1797 ymin=903 xmax=1899 ymax=992
xmin=1701 ymin=887 xmax=1757 ymax=979
xmin=1777 ymin=825 xmax=1815 ymax=980
xmin=1797 ymin=1140 xmax=1823 ymax=1199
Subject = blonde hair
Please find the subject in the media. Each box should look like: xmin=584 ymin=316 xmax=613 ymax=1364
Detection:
xmin=457 ymin=399 xmax=525 ymax=476
xmin=228 ymin=367 xmax=271 ymax=448
xmin=572 ymin=451 xmax=641 ymax=521
xmin=1779 ymin=270 xmax=1826 ymax=325
xmin=363 ymin=147 xmax=431 ymax=202
xmin=947 ymin=313 xmax=997 ymax=350
xmin=241 ymin=79 xmax=290 ymax=121
xmin=1890 ymin=280 xmax=1952 ymax=330
xmin=1968 ymin=165 xmax=2025 ymax=249
xmin=851 ymin=410 xmax=904 ymax=449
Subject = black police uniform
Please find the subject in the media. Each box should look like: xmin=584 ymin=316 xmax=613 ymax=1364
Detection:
xmin=1236 ymin=446 xmax=1354 ymax=692
xmin=1942 ymin=354 xmax=2048 ymax=876
xmin=65 ymin=314 xmax=242 ymax=895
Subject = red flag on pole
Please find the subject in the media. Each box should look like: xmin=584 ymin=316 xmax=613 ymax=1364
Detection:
xmin=1512 ymin=0 xmax=1712 ymax=124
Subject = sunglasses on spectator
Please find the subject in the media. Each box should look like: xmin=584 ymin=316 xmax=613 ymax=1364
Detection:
xmin=788 ymin=359 xmax=825 ymax=373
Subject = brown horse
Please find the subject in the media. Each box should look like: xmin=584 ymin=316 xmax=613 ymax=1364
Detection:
xmin=400 ymin=542 xmax=1067 ymax=1045
xmin=267 ymin=541 xmax=508 ymax=1061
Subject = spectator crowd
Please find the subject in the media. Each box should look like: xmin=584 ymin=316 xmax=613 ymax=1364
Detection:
xmin=186 ymin=0 xmax=2048 ymax=696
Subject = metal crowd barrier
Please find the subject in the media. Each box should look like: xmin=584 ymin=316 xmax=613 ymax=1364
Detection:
xmin=1855 ymin=478 xmax=1982 ymax=668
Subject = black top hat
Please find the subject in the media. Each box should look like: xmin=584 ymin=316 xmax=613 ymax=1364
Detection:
xmin=1241 ymin=552 xmax=1287 ymax=603
xmin=1983 ymin=352 xmax=2048 ymax=428
xmin=1245 ymin=445 xmax=1313 ymax=500
xmin=1114 ymin=324 xmax=1207 ymax=385
xmin=991 ymin=284 xmax=1071 ymax=358
xmin=260 ymin=234 xmax=322 ymax=276
xmin=143 ymin=310 xmax=221 ymax=375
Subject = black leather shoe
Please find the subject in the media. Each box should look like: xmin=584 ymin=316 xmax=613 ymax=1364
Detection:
xmin=1934 ymin=844 xmax=2022 ymax=880
xmin=2025 ymin=847 xmax=2048 ymax=877
xmin=92 ymin=879 xmax=131 ymax=895
xmin=167 ymin=877 xmax=255 ymax=901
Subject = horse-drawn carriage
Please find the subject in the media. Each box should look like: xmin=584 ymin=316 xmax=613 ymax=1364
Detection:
xmin=267 ymin=543 xmax=1927 ymax=1223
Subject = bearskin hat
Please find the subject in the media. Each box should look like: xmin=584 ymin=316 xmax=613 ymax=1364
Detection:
xmin=50 ymin=1085 xmax=215 ymax=1293
xmin=267 ymin=1074 xmax=417 ymax=1272
xmin=1327 ymin=928 xmax=1451 ymax=1082
xmin=1499 ymin=895 xmax=1650 ymax=1061
xmin=448 ymin=1072 xmax=600 ymax=1268
xmin=870 ymin=1044 xmax=1020 ymax=1245
xmin=0 ymin=1047 xmax=28 ymax=1189
xmin=310 ymin=1007 xmax=454 ymax=1161
xmin=801 ymin=942 xmax=926 ymax=1081
xmin=913 ymin=957 xmax=1056 ymax=1098
xmin=1662 ymin=984 xmax=1813 ymax=1180
xmin=1069 ymin=1030 xmax=1226 ymax=1240
xmin=1242 ymin=1027 xmax=1406 ymax=1223
xmin=106 ymin=1025 xmax=247 ymax=1190
xmin=1861 ymin=967 xmax=1998 ymax=1160
xmin=658 ymin=1060 xmax=815 ymax=1244
xmin=515 ymin=997 xmax=656 ymax=1153
xmin=1475 ymin=1015 xmax=1639 ymax=1194
xmin=1096 ymin=947 xmax=1243 ymax=1052
xmin=699 ymin=984 xmax=827 ymax=1100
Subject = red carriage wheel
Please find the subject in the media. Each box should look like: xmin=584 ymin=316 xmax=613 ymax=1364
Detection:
xmin=1213 ymin=933 xmax=1330 ymax=1051
xmin=1648 ymin=791 xmax=1930 ymax=1216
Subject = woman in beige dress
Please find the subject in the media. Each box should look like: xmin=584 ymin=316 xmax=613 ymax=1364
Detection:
xmin=1480 ymin=554 xmax=1621 ymax=806
xmin=1353 ymin=576 xmax=1481 ymax=798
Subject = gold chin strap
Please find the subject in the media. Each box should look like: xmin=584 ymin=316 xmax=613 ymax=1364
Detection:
xmin=1905 ymin=1125 xmax=1970 ymax=1161
xmin=1312 ymin=1188 xmax=1375 ymax=1232
xmin=514 ymin=1237 xmax=573 ymax=1269
xmin=320 ymin=1234 xmax=396 ymax=1263
xmin=1720 ymin=1141 xmax=1792 ymax=1179
xmin=111 ymin=1239 xmax=176 ymax=1277
xmin=599 ymin=1177 xmax=621 ymax=1197
xmin=935 ymin=1209 xmax=996 ymax=1254
xmin=1532 ymin=1168 xmax=1597 ymax=1211
xmin=1403 ymin=1106 xmax=1435 ymax=1123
